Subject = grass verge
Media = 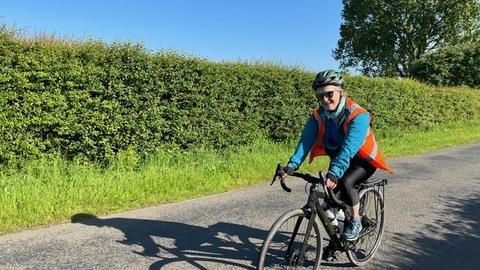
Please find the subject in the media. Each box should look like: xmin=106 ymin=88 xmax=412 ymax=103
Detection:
xmin=1 ymin=119 xmax=480 ymax=235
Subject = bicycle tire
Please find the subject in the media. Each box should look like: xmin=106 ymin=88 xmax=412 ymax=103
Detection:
xmin=346 ymin=187 xmax=385 ymax=266
xmin=257 ymin=208 xmax=323 ymax=270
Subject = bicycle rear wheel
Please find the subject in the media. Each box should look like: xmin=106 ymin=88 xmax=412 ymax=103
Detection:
xmin=257 ymin=208 xmax=322 ymax=270
xmin=346 ymin=187 xmax=385 ymax=266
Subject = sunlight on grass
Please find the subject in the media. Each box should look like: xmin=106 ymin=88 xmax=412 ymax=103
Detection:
xmin=1 ymin=119 xmax=480 ymax=234
xmin=377 ymin=119 xmax=480 ymax=158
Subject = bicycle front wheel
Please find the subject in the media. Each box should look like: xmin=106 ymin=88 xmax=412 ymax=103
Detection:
xmin=346 ymin=187 xmax=385 ymax=266
xmin=257 ymin=208 xmax=322 ymax=270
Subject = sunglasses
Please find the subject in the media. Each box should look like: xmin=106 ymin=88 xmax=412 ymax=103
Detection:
xmin=316 ymin=90 xmax=339 ymax=100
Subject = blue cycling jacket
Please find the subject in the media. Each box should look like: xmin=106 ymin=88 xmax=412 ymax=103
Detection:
xmin=287 ymin=104 xmax=370 ymax=179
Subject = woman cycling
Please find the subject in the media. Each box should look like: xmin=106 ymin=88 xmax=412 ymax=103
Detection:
xmin=281 ymin=69 xmax=393 ymax=242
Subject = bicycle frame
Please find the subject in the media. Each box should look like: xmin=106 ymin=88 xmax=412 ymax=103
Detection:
xmin=284 ymin=181 xmax=344 ymax=265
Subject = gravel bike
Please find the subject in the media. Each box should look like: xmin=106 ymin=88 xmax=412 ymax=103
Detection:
xmin=257 ymin=164 xmax=387 ymax=269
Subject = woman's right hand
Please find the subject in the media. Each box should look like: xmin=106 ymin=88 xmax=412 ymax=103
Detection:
xmin=278 ymin=166 xmax=294 ymax=180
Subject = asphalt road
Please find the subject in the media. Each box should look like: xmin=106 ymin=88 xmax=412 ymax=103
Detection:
xmin=1 ymin=142 xmax=479 ymax=270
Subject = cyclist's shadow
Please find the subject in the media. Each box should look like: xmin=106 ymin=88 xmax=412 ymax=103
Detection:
xmin=71 ymin=213 xmax=265 ymax=269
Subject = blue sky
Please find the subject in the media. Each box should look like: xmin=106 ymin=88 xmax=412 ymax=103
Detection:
xmin=1 ymin=0 xmax=344 ymax=72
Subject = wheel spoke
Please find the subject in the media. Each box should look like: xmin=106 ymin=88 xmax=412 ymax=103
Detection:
xmin=258 ymin=209 xmax=322 ymax=269
xmin=346 ymin=188 xmax=385 ymax=266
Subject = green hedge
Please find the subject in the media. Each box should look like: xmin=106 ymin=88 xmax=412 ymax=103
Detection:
xmin=1 ymin=26 xmax=479 ymax=167
xmin=0 ymin=28 xmax=315 ymax=166
xmin=347 ymin=76 xmax=480 ymax=130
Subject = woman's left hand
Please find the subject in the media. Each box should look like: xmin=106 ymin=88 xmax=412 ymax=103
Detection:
xmin=325 ymin=178 xmax=337 ymax=189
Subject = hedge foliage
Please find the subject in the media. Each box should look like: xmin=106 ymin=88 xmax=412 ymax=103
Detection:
xmin=0 ymin=26 xmax=315 ymax=166
xmin=345 ymin=76 xmax=480 ymax=131
xmin=1 ymin=26 xmax=479 ymax=167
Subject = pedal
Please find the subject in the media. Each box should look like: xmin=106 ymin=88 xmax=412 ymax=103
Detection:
xmin=323 ymin=252 xmax=338 ymax=262
xmin=322 ymin=247 xmax=338 ymax=262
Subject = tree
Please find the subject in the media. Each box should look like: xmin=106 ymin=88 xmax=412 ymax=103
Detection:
xmin=410 ymin=42 xmax=480 ymax=88
xmin=334 ymin=0 xmax=480 ymax=78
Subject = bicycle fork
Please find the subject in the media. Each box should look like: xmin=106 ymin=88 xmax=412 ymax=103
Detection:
xmin=284 ymin=189 xmax=319 ymax=266
xmin=284 ymin=185 xmax=345 ymax=265
xmin=286 ymin=184 xmax=320 ymax=265
xmin=285 ymin=209 xmax=315 ymax=266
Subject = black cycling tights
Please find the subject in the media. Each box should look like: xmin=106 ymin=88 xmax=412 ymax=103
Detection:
xmin=333 ymin=157 xmax=377 ymax=206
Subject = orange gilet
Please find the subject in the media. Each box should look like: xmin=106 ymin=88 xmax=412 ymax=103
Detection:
xmin=308 ymin=98 xmax=393 ymax=174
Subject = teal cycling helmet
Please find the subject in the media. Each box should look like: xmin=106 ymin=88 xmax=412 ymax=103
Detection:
xmin=311 ymin=69 xmax=345 ymax=89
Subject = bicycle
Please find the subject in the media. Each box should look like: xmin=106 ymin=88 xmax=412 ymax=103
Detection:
xmin=257 ymin=164 xmax=388 ymax=269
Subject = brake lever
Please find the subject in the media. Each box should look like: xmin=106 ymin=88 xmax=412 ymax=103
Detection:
xmin=270 ymin=164 xmax=292 ymax=192
xmin=320 ymin=171 xmax=343 ymax=206
xmin=270 ymin=164 xmax=283 ymax=186
xmin=270 ymin=173 xmax=276 ymax=186
xmin=320 ymin=171 xmax=329 ymax=195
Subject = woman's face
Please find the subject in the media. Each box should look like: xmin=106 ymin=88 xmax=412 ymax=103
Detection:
xmin=316 ymin=85 xmax=342 ymax=111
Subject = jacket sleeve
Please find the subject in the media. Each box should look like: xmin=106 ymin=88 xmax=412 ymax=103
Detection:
xmin=287 ymin=114 xmax=318 ymax=170
xmin=328 ymin=112 xmax=370 ymax=178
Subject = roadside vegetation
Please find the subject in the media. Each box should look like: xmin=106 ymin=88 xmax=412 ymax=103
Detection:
xmin=1 ymin=119 xmax=480 ymax=235
xmin=1 ymin=22 xmax=480 ymax=235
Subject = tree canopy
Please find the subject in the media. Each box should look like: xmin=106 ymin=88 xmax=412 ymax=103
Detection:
xmin=334 ymin=0 xmax=480 ymax=78
xmin=410 ymin=42 xmax=480 ymax=88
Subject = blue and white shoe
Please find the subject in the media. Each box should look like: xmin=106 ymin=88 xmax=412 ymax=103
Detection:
xmin=342 ymin=218 xmax=362 ymax=240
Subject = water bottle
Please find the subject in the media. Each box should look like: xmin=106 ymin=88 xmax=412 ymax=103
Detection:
xmin=336 ymin=209 xmax=345 ymax=234
xmin=322 ymin=201 xmax=338 ymax=226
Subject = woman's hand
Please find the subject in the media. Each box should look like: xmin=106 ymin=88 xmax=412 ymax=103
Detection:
xmin=278 ymin=166 xmax=294 ymax=181
xmin=325 ymin=173 xmax=338 ymax=189
xmin=325 ymin=178 xmax=337 ymax=189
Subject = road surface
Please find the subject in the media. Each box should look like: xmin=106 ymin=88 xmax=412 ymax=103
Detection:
xmin=1 ymin=142 xmax=479 ymax=269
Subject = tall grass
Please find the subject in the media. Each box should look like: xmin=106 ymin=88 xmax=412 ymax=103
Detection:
xmin=1 ymin=119 xmax=480 ymax=235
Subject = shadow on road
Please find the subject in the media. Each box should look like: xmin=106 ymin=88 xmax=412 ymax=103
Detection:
xmin=71 ymin=214 xmax=264 ymax=269
xmin=382 ymin=189 xmax=480 ymax=270
xmin=70 ymin=180 xmax=480 ymax=269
